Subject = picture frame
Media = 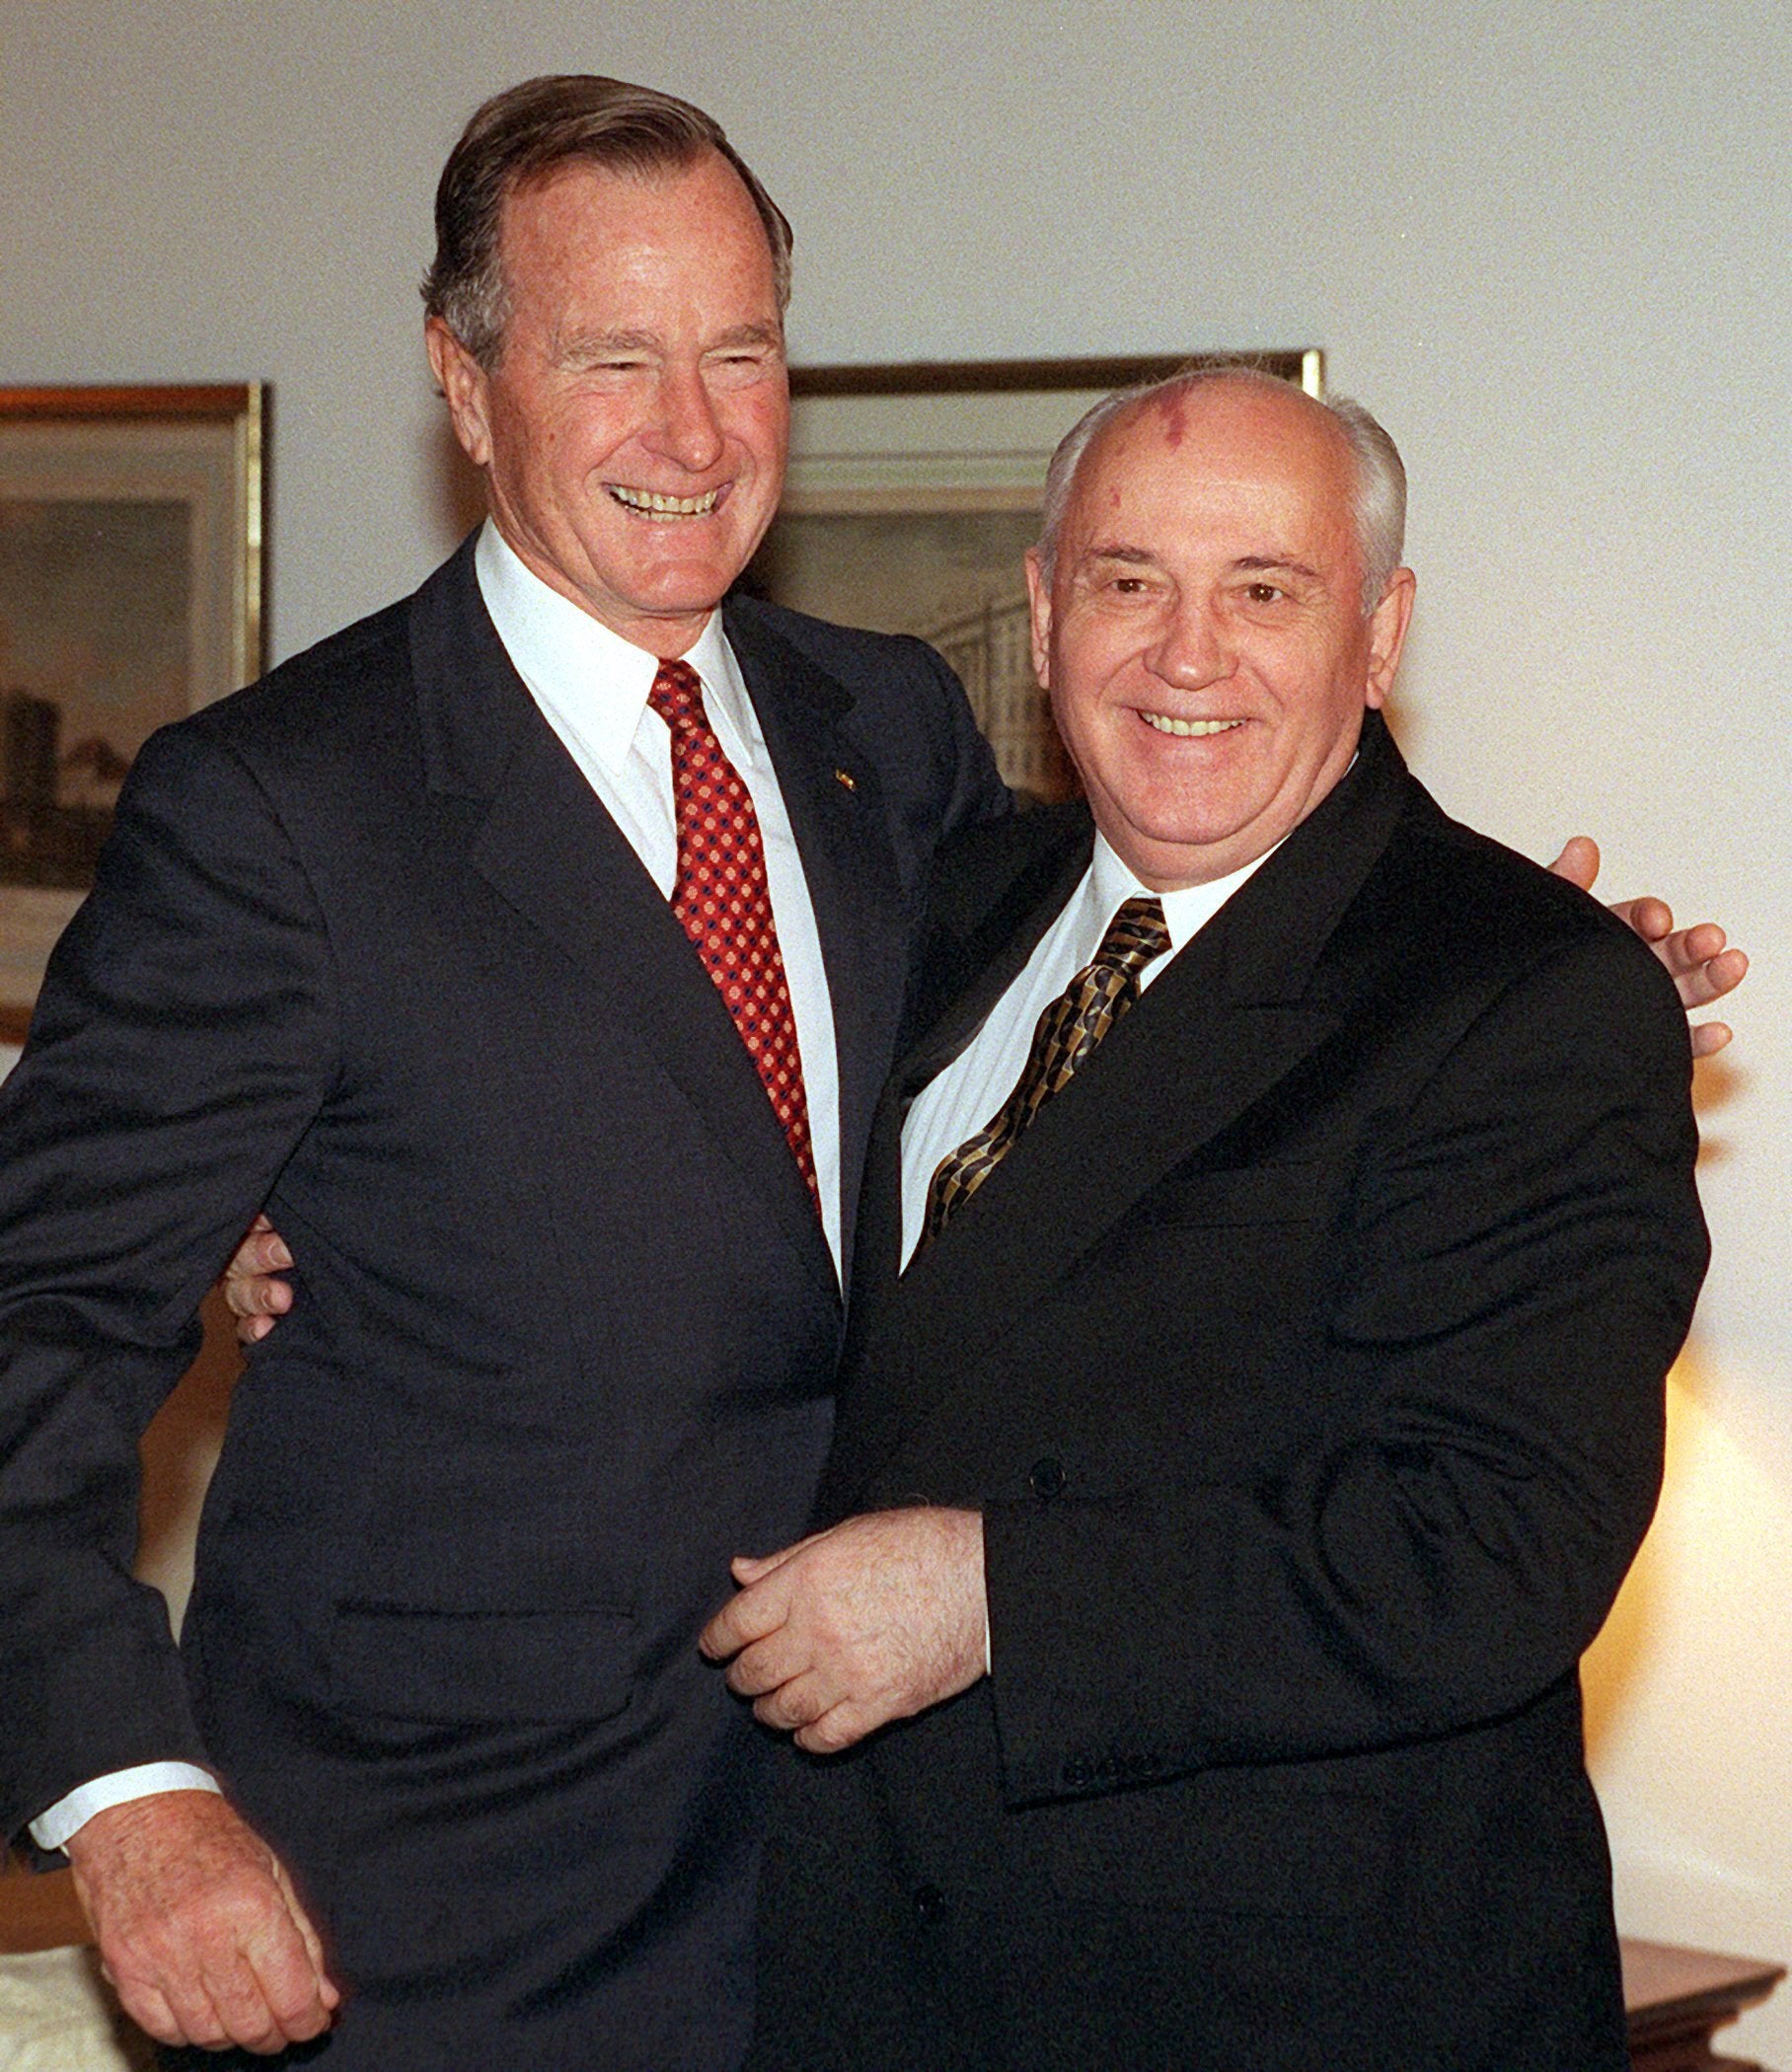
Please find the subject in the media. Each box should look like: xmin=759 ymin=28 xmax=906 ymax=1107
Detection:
xmin=747 ymin=350 xmax=1321 ymax=799
xmin=0 ymin=382 xmax=265 ymax=1033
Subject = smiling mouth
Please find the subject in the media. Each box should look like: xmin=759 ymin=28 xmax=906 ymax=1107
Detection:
xmin=1140 ymin=713 xmax=1246 ymax=737
xmin=606 ymin=484 xmax=724 ymax=520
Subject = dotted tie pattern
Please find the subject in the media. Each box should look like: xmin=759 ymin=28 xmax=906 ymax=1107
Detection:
xmin=647 ymin=659 xmax=818 ymax=1211
xmin=920 ymin=893 xmax=1170 ymax=1248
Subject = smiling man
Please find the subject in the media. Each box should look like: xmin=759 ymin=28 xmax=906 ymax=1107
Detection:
xmin=703 ymin=369 xmax=1711 ymax=2070
xmin=0 ymin=76 xmax=1003 ymax=2069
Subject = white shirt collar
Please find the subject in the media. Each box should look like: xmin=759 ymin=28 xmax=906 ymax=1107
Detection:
xmin=1087 ymin=830 xmax=1281 ymax=956
xmin=474 ymin=519 xmax=745 ymax=774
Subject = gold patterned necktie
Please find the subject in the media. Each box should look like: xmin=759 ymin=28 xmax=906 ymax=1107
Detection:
xmin=647 ymin=658 xmax=818 ymax=1211
xmin=919 ymin=893 xmax=1169 ymax=1248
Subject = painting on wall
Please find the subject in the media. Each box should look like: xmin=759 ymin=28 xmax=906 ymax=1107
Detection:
xmin=745 ymin=352 xmax=1321 ymax=802
xmin=0 ymin=384 xmax=265 ymax=1036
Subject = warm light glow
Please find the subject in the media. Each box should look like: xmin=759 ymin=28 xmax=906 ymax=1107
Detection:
xmin=1584 ymin=1353 xmax=1792 ymax=2060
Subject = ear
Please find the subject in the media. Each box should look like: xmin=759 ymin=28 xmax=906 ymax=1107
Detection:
xmin=1363 ymin=567 xmax=1416 ymax=709
xmin=1023 ymin=547 xmax=1053 ymax=688
xmin=425 ymin=317 xmax=494 ymax=471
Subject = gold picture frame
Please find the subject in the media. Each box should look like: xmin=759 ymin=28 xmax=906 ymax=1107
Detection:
xmin=746 ymin=352 xmax=1321 ymax=799
xmin=0 ymin=383 xmax=265 ymax=1034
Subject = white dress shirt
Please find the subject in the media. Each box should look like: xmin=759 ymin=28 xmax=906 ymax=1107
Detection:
xmin=33 ymin=520 xmax=845 ymax=1850
xmin=474 ymin=523 xmax=843 ymax=1276
xmin=899 ymin=833 xmax=1277 ymax=1270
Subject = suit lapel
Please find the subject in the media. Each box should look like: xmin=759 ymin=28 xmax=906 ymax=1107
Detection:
xmin=407 ymin=545 xmax=835 ymax=1297
xmin=836 ymin=715 xmax=1416 ymax=1493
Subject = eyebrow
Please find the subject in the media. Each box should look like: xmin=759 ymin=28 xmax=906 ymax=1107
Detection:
xmin=709 ymin=323 xmax=784 ymax=350
xmin=557 ymin=323 xmax=784 ymax=359
xmin=1078 ymin=545 xmax=1157 ymax=566
xmin=1233 ymin=554 xmax=1322 ymax=581
xmin=557 ymin=329 xmax=661 ymax=358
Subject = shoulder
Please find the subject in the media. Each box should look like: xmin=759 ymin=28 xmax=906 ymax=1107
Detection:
xmin=189 ymin=591 xmax=413 ymax=759
xmin=1343 ymin=783 xmax=1692 ymax=1065
xmin=131 ymin=572 xmax=431 ymax=819
xmin=906 ymin=804 xmax=1091 ymax=1031
xmin=725 ymin=590 xmax=1009 ymax=866
xmin=724 ymin=590 xmax=952 ymax=690
xmin=929 ymin=801 xmax=1092 ymax=929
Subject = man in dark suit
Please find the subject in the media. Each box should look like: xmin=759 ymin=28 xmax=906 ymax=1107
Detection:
xmin=703 ymin=368 xmax=1711 ymax=2069
xmin=0 ymin=77 xmax=1004 ymax=2067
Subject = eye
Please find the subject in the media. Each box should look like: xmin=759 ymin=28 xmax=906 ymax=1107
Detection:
xmin=1243 ymin=581 xmax=1284 ymax=604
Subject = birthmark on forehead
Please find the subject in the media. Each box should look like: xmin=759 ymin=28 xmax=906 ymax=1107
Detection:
xmin=1154 ymin=391 xmax=1188 ymax=449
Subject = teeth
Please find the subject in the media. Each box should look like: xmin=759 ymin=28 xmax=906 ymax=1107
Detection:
xmin=608 ymin=485 xmax=721 ymax=518
xmin=1141 ymin=713 xmax=1245 ymax=737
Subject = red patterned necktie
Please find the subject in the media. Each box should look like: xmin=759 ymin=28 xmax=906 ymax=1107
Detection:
xmin=920 ymin=894 xmax=1169 ymax=1247
xmin=646 ymin=659 xmax=818 ymax=1210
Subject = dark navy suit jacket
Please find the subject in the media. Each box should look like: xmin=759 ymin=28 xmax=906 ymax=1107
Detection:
xmin=751 ymin=713 xmax=1706 ymax=2072
xmin=0 ymin=536 xmax=1006 ymax=2070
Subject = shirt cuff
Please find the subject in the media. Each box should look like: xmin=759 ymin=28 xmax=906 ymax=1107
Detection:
xmin=29 ymin=1763 xmax=222 ymax=1851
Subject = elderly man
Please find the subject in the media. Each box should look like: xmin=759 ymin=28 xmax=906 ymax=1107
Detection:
xmin=0 ymin=76 xmax=1004 ymax=2068
xmin=704 ymin=369 xmax=1712 ymax=2070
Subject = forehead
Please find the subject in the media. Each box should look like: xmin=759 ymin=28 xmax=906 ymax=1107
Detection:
xmin=497 ymin=150 xmax=774 ymax=293
xmin=1067 ymin=384 xmax=1359 ymax=564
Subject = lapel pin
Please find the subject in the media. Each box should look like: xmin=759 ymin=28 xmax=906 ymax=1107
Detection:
xmin=834 ymin=768 xmax=858 ymax=791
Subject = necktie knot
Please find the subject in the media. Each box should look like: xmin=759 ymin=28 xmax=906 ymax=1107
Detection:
xmin=918 ymin=891 xmax=1170 ymax=1249
xmin=647 ymin=658 xmax=705 ymax=732
xmin=1093 ymin=893 xmax=1170 ymax=989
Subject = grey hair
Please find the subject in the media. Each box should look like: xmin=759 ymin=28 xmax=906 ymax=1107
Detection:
xmin=422 ymin=74 xmax=793 ymax=369
xmin=1035 ymin=362 xmax=1407 ymax=617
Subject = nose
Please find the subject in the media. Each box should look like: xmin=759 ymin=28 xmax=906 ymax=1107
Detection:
xmin=647 ymin=366 xmax=725 ymax=474
xmin=1147 ymin=599 xmax=1232 ymax=691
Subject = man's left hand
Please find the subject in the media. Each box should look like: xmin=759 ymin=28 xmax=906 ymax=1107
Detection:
xmin=699 ymin=1508 xmax=987 ymax=1754
xmin=1548 ymin=837 xmax=1748 ymax=1057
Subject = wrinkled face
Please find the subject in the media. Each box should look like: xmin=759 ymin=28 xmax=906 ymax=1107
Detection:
xmin=427 ymin=150 xmax=788 ymax=655
xmin=1027 ymin=382 xmax=1414 ymax=888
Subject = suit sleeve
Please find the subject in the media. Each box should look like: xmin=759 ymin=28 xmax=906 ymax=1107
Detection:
xmin=981 ymin=930 xmax=1706 ymax=1805
xmin=911 ymin=634 xmax=1012 ymax=850
xmin=0 ymin=721 xmax=338 ymax=1836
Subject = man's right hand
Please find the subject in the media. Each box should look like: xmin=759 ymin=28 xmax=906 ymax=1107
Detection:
xmin=64 ymin=1791 xmax=338 ymax=2053
xmin=221 ymin=1214 xmax=293 ymax=1346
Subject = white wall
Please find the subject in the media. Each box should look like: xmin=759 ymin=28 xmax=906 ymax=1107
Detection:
xmin=4 ymin=0 xmax=1789 ymax=2052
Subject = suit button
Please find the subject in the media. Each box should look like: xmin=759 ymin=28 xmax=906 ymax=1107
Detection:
xmin=1063 ymin=1756 xmax=1092 ymax=1789
xmin=913 ymin=1883 xmax=947 ymax=1924
xmin=1028 ymin=1457 xmax=1066 ymax=1499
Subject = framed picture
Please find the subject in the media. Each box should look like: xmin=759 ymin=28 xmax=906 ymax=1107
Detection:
xmin=0 ymin=383 xmax=265 ymax=1034
xmin=746 ymin=351 xmax=1321 ymax=801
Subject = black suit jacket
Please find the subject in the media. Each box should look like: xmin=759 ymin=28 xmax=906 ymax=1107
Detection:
xmin=0 ymin=537 xmax=1005 ymax=2071
xmin=750 ymin=713 xmax=1707 ymax=2072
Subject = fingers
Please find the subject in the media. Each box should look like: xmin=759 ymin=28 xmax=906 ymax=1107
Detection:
xmin=1546 ymin=836 xmax=1600 ymax=893
xmin=221 ymin=1214 xmax=295 ymax=1345
xmin=793 ymin=1703 xmax=877 ymax=1756
xmin=66 ymin=1792 xmax=337 ymax=2054
xmin=1675 ymin=939 xmax=1747 ymax=1007
xmin=1602 ymin=892 xmax=1748 ymax=1050
xmin=699 ymin=1575 xmax=789 ymax=1663
xmin=731 ymin=1528 xmax=827 ymax=1585
xmin=1607 ymin=894 xmax=1670 ymax=943
xmin=721 ymin=1628 xmax=811 ymax=1699
xmin=230 ymin=1216 xmax=295 ymax=1280
xmin=750 ymin=1667 xmax=840 ymax=1736
xmin=273 ymin=1858 xmax=338 ymax=2007
xmin=223 ymin=1265 xmax=292 ymax=1316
